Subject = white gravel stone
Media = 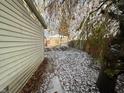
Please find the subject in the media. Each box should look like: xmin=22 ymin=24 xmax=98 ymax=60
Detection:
xmin=44 ymin=48 xmax=100 ymax=93
xmin=40 ymin=48 xmax=123 ymax=93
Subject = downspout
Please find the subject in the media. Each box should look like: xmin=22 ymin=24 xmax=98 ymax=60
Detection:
xmin=24 ymin=0 xmax=47 ymax=29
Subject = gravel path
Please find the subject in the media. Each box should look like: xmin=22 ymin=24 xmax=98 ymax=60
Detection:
xmin=43 ymin=48 xmax=100 ymax=93
xmin=21 ymin=48 xmax=124 ymax=93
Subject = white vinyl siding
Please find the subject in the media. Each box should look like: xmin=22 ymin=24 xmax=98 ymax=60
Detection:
xmin=0 ymin=0 xmax=44 ymax=93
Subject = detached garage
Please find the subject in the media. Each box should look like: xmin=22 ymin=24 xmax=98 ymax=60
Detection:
xmin=0 ymin=0 xmax=46 ymax=93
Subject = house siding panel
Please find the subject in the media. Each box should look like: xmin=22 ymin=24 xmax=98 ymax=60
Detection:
xmin=0 ymin=0 xmax=44 ymax=93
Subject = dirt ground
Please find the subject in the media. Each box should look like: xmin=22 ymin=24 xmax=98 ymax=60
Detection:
xmin=20 ymin=58 xmax=54 ymax=93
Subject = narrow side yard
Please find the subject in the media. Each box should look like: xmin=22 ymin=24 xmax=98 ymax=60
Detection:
xmin=21 ymin=47 xmax=124 ymax=93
